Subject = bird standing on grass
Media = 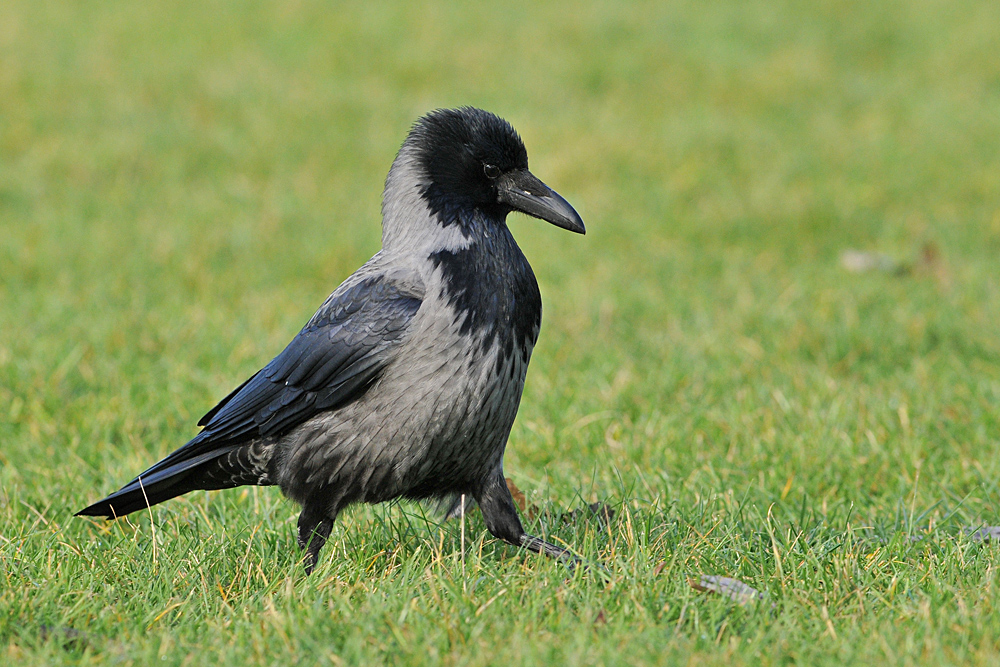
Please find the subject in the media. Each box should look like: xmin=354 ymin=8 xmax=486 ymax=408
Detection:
xmin=77 ymin=107 xmax=586 ymax=573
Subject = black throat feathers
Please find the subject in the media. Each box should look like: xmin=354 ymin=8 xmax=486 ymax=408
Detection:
xmin=430 ymin=226 xmax=542 ymax=370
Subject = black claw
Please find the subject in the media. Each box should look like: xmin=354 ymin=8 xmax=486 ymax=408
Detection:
xmin=519 ymin=534 xmax=578 ymax=562
xmin=518 ymin=533 xmax=606 ymax=577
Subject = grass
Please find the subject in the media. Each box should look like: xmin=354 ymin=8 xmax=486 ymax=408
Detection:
xmin=2 ymin=0 xmax=1000 ymax=664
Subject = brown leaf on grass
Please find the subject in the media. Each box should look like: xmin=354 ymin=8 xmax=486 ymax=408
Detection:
xmin=689 ymin=575 xmax=763 ymax=606
xmin=920 ymin=241 xmax=940 ymax=267
xmin=505 ymin=478 xmax=526 ymax=511
xmin=505 ymin=478 xmax=538 ymax=520
xmin=652 ymin=562 xmax=667 ymax=576
xmin=917 ymin=241 xmax=950 ymax=286
xmin=593 ymin=609 xmax=607 ymax=625
xmin=561 ymin=502 xmax=615 ymax=526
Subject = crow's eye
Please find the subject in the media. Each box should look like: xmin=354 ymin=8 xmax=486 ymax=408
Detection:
xmin=483 ymin=164 xmax=500 ymax=180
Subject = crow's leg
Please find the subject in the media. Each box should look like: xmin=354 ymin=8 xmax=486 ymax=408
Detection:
xmin=297 ymin=507 xmax=336 ymax=575
xmin=476 ymin=472 xmax=580 ymax=566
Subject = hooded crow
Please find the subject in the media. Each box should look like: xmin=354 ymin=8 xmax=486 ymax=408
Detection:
xmin=77 ymin=107 xmax=586 ymax=573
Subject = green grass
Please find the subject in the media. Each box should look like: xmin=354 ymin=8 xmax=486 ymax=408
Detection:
xmin=3 ymin=0 xmax=1000 ymax=664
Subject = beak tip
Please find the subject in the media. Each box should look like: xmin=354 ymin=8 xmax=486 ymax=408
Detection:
xmin=544 ymin=208 xmax=586 ymax=235
xmin=561 ymin=208 xmax=586 ymax=235
xmin=498 ymin=169 xmax=587 ymax=236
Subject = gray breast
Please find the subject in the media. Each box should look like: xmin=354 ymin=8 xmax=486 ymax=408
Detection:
xmin=273 ymin=281 xmax=534 ymax=512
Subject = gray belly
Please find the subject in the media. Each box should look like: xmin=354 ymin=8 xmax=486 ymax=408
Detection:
xmin=273 ymin=317 xmax=531 ymax=512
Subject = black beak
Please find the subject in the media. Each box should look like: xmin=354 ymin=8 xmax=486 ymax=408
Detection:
xmin=497 ymin=169 xmax=585 ymax=235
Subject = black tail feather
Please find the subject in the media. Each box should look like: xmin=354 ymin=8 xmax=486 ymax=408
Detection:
xmin=76 ymin=473 xmax=210 ymax=518
xmin=76 ymin=444 xmax=272 ymax=519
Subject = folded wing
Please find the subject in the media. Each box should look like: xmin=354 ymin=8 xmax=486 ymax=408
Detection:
xmin=76 ymin=271 xmax=425 ymax=517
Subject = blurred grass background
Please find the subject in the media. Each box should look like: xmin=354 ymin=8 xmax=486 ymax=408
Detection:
xmin=2 ymin=0 xmax=1000 ymax=664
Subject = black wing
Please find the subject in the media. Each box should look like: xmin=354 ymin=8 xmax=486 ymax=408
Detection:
xmin=81 ymin=271 xmax=424 ymax=506
xmin=198 ymin=272 xmax=423 ymax=442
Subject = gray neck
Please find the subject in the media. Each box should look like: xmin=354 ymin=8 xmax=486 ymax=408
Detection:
xmin=380 ymin=145 xmax=473 ymax=258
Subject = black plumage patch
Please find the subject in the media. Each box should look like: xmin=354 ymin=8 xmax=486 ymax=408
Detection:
xmin=430 ymin=226 xmax=541 ymax=368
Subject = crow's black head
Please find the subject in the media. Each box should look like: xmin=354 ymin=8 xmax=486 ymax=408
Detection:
xmin=409 ymin=107 xmax=529 ymax=214
xmin=404 ymin=108 xmax=584 ymax=234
